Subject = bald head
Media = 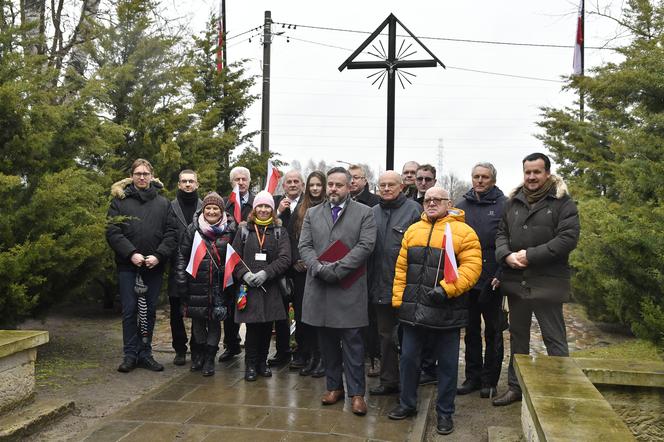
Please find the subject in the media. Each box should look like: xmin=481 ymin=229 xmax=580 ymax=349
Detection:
xmin=378 ymin=171 xmax=402 ymax=202
xmin=282 ymin=169 xmax=304 ymax=199
xmin=423 ymin=187 xmax=451 ymax=220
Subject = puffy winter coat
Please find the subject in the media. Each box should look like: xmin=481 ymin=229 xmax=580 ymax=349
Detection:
xmin=455 ymin=185 xmax=506 ymax=290
xmin=495 ymin=176 xmax=579 ymax=303
xmin=233 ymin=219 xmax=291 ymax=324
xmin=368 ymin=194 xmax=422 ymax=305
xmin=392 ymin=210 xmax=482 ymax=330
xmin=106 ymin=178 xmax=177 ymax=272
xmin=167 ymin=196 xmax=202 ymax=298
xmin=175 ymin=213 xmax=234 ymax=319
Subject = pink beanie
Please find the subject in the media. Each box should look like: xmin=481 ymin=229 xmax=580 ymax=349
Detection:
xmin=253 ymin=190 xmax=275 ymax=210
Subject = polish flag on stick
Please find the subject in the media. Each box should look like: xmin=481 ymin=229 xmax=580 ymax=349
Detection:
xmin=223 ymin=244 xmax=241 ymax=289
xmin=573 ymin=0 xmax=584 ymax=76
xmin=228 ymin=184 xmax=242 ymax=223
xmin=186 ymin=231 xmax=207 ymax=278
xmin=216 ymin=1 xmax=224 ymax=73
xmin=442 ymin=223 xmax=458 ymax=283
xmin=265 ymin=161 xmax=281 ymax=194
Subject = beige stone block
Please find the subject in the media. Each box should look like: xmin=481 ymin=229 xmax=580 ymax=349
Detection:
xmin=0 ymin=348 xmax=37 ymax=413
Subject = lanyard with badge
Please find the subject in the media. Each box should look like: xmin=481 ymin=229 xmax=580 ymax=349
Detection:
xmin=254 ymin=224 xmax=268 ymax=261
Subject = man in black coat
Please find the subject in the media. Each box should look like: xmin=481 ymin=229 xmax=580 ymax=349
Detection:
xmin=219 ymin=166 xmax=255 ymax=362
xmin=492 ymin=153 xmax=580 ymax=406
xmin=349 ymin=164 xmax=380 ymax=208
xmin=414 ymin=164 xmax=437 ymax=205
xmin=106 ymin=159 xmax=177 ymax=373
xmin=401 ymin=161 xmax=419 ymax=199
xmin=455 ymin=163 xmax=506 ymax=399
xmin=167 ymin=169 xmax=202 ymax=366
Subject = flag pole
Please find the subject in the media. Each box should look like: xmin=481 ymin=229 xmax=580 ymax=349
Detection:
xmin=239 ymin=258 xmax=267 ymax=293
xmin=579 ymin=0 xmax=585 ymax=121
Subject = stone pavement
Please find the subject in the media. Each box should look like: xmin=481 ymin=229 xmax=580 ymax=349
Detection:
xmin=82 ymin=356 xmax=430 ymax=441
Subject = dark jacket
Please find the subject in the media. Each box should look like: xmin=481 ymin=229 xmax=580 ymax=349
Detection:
xmin=495 ymin=176 xmax=580 ymax=303
xmin=455 ymin=185 xmax=506 ymax=290
xmin=274 ymin=193 xmax=302 ymax=230
xmin=225 ymin=192 xmax=255 ymax=223
xmin=233 ymin=220 xmax=291 ymax=323
xmin=106 ymin=178 xmax=177 ymax=272
xmin=175 ymin=213 xmax=234 ymax=319
xmin=368 ymin=194 xmax=422 ymax=305
xmin=167 ymin=195 xmax=202 ymax=297
xmin=352 ymin=184 xmax=380 ymax=207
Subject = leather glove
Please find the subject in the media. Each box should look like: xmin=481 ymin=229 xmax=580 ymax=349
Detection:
xmin=253 ymin=270 xmax=268 ymax=286
xmin=242 ymin=272 xmax=255 ymax=285
xmin=293 ymin=260 xmax=306 ymax=273
xmin=427 ymin=286 xmax=448 ymax=301
xmin=318 ymin=264 xmax=337 ymax=283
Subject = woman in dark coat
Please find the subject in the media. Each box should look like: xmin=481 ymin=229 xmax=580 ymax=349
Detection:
xmin=176 ymin=192 xmax=234 ymax=376
xmin=288 ymin=171 xmax=327 ymax=376
xmin=233 ymin=190 xmax=292 ymax=381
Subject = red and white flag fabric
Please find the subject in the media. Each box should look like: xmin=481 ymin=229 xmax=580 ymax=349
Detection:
xmin=186 ymin=231 xmax=207 ymax=278
xmin=573 ymin=0 xmax=584 ymax=75
xmin=223 ymin=243 xmax=241 ymax=289
xmin=216 ymin=1 xmax=224 ymax=73
xmin=265 ymin=161 xmax=281 ymax=194
xmin=442 ymin=223 xmax=458 ymax=283
xmin=228 ymin=184 xmax=242 ymax=223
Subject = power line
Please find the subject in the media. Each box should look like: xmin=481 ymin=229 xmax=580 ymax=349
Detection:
xmin=226 ymin=25 xmax=263 ymax=41
xmin=272 ymin=21 xmax=616 ymax=50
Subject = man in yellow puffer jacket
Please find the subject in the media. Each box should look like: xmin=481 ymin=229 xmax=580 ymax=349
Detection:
xmin=388 ymin=187 xmax=482 ymax=436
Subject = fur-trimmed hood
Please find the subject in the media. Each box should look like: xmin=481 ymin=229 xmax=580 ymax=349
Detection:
xmin=110 ymin=177 xmax=165 ymax=199
xmin=509 ymin=174 xmax=568 ymax=200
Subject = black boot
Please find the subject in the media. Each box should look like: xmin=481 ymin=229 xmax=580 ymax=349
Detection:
xmin=202 ymin=346 xmax=217 ymax=377
xmin=299 ymin=357 xmax=316 ymax=376
xmin=311 ymin=358 xmax=325 ymax=378
xmin=258 ymin=360 xmax=272 ymax=377
xmin=190 ymin=343 xmax=204 ymax=372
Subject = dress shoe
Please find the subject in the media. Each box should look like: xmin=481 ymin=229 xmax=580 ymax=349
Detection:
xmin=173 ymin=352 xmax=186 ymax=366
xmin=137 ymin=356 xmax=164 ymax=372
xmin=258 ymin=363 xmax=272 ymax=377
xmin=367 ymin=358 xmax=380 ymax=377
xmin=419 ymin=371 xmax=437 ymax=385
xmin=437 ymin=415 xmax=454 ymax=435
xmin=117 ymin=357 xmax=136 ymax=373
xmin=311 ymin=359 xmax=325 ymax=378
xmin=492 ymin=389 xmax=522 ymax=406
xmin=299 ymin=358 xmax=317 ymax=376
xmin=289 ymin=355 xmax=307 ymax=370
xmin=244 ymin=366 xmax=257 ymax=382
xmin=369 ymin=384 xmax=399 ymax=396
xmin=218 ymin=347 xmax=241 ymax=362
xmin=351 ymin=396 xmax=367 ymax=416
xmin=480 ymin=385 xmax=497 ymax=399
xmin=190 ymin=353 xmax=204 ymax=372
xmin=321 ymin=389 xmax=344 ymax=405
xmin=387 ymin=404 xmax=417 ymax=420
xmin=267 ymin=352 xmax=291 ymax=367
xmin=457 ymin=379 xmax=481 ymax=395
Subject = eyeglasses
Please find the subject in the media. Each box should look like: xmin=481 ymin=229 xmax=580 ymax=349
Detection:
xmin=416 ymin=176 xmax=434 ymax=182
xmin=133 ymin=172 xmax=151 ymax=178
xmin=423 ymin=197 xmax=449 ymax=205
xmin=351 ymin=175 xmax=366 ymax=181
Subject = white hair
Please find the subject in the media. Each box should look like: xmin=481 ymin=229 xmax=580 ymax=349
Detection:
xmin=229 ymin=166 xmax=251 ymax=182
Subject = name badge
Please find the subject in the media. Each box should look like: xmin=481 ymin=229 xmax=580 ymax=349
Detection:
xmin=255 ymin=253 xmax=267 ymax=261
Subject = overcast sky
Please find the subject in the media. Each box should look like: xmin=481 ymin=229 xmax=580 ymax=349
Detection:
xmin=172 ymin=1 xmax=625 ymax=191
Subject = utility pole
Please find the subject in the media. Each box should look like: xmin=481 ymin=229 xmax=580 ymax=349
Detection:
xmin=260 ymin=11 xmax=272 ymax=154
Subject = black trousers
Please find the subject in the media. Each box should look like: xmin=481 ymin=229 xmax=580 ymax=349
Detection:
xmin=245 ymin=322 xmax=272 ymax=367
xmin=363 ymin=303 xmax=381 ymax=359
xmin=169 ymin=296 xmax=190 ymax=354
xmin=273 ymin=291 xmax=291 ymax=356
xmin=191 ymin=317 xmax=221 ymax=349
xmin=292 ymin=272 xmax=319 ymax=358
xmin=319 ymin=327 xmax=365 ymax=397
xmin=223 ymin=291 xmax=241 ymax=351
xmin=463 ymin=288 xmax=505 ymax=387
xmin=375 ymin=304 xmax=399 ymax=388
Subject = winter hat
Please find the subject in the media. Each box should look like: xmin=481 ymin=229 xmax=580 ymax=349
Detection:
xmin=202 ymin=192 xmax=224 ymax=210
xmin=252 ymin=190 xmax=275 ymax=210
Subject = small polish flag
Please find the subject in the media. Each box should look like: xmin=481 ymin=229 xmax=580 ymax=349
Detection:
xmin=265 ymin=161 xmax=281 ymax=194
xmin=442 ymin=223 xmax=458 ymax=283
xmin=228 ymin=184 xmax=242 ymax=223
xmin=573 ymin=0 xmax=584 ymax=76
xmin=223 ymin=243 xmax=241 ymax=289
xmin=186 ymin=231 xmax=207 ymax=278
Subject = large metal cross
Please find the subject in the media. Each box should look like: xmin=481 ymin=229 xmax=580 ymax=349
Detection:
xmin=339 ymin=14 xmax=444 ymax=170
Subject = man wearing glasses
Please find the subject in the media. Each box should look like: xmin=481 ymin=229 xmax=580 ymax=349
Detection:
xmin=107 ymin=158 xmax=177 ymax=373
xmin=414 ymin=164 xmax=437 ymax=205
xmin=167 ymin=170 xmax=202 ymax=366
xmin=348 ymin=164 xmax=380 ymax=208
xmin=389 ymin=187 xmax=481 ymax=435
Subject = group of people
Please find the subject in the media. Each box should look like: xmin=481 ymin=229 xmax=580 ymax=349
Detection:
xmin=105 ymin=152 xmax=579 ymax=435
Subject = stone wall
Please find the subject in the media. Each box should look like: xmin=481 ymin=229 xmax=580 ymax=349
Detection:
xmin=599 ymin=385 xmax=664 ymax=442
xmin=0 ymin=348 xmax=37 ymax=414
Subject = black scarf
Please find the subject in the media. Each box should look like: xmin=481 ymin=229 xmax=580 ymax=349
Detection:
xmin=177 ymin=189 xmax=199 ymax=224
xmin=379 ymin=192 xmax=407 ymax=209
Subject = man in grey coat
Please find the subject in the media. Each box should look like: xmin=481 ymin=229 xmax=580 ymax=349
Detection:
xmin=299 ymin=167 xmax=377 ymax=416
xmin=368 ymin=171 xmax=422 ymax=396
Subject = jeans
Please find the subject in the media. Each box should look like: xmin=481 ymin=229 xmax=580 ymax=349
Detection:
xmin=118 ymin=269 xmax=164 ymax=361
xmin=399 ymin=325 xmax=460 ymax=417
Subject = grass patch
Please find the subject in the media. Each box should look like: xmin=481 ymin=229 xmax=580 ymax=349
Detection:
xmin=36 ymin=357 xmax=100 ymax=390
xmin=572 ymin=339 xmax=663 ymax=361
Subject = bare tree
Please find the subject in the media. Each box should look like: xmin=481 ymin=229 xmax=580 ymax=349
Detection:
xmin=439 ymin=172 xmax=471 ymax=203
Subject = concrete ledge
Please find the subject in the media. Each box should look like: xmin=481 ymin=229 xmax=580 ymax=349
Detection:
xmin=408 ymin=384 xmax=434 ymax=442
xmin=0 ymin=331 xmax=49 ymax=359
xmin=514 ymin=355 xmax=635 ymax=442
xmin=0 ymin=398 xmax=74 ymax=441
xmin=574 ymin=357 xmax=664 ymax=388
xmin=488 ymin=425 xmax=523 ymax=442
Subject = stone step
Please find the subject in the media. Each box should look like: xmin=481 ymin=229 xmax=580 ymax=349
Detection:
xmin=488 ymin=426 xmax=523 ymax=442
xmin=0 ymin=398 xmax=74 ymax=441
xmin=574 ymin=357 xmax=664 ymax=388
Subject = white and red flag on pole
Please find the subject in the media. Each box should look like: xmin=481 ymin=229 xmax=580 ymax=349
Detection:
xmin=228 ymin=184 xmax=242 ymax=223
xmin=216 ymin=1 xmax=224 ymax=73
xmin=223 ymin=243 xmax=241 ymax=289
xmin=442 ymin=223 xmax=458 ymax=283
xmin=573 ymin=0 xmax=584 ymax=76
xmin=186 ymin=231 xmax=207 ymax=278
xmin=265 ymin=161 xmax=281 ymax=194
